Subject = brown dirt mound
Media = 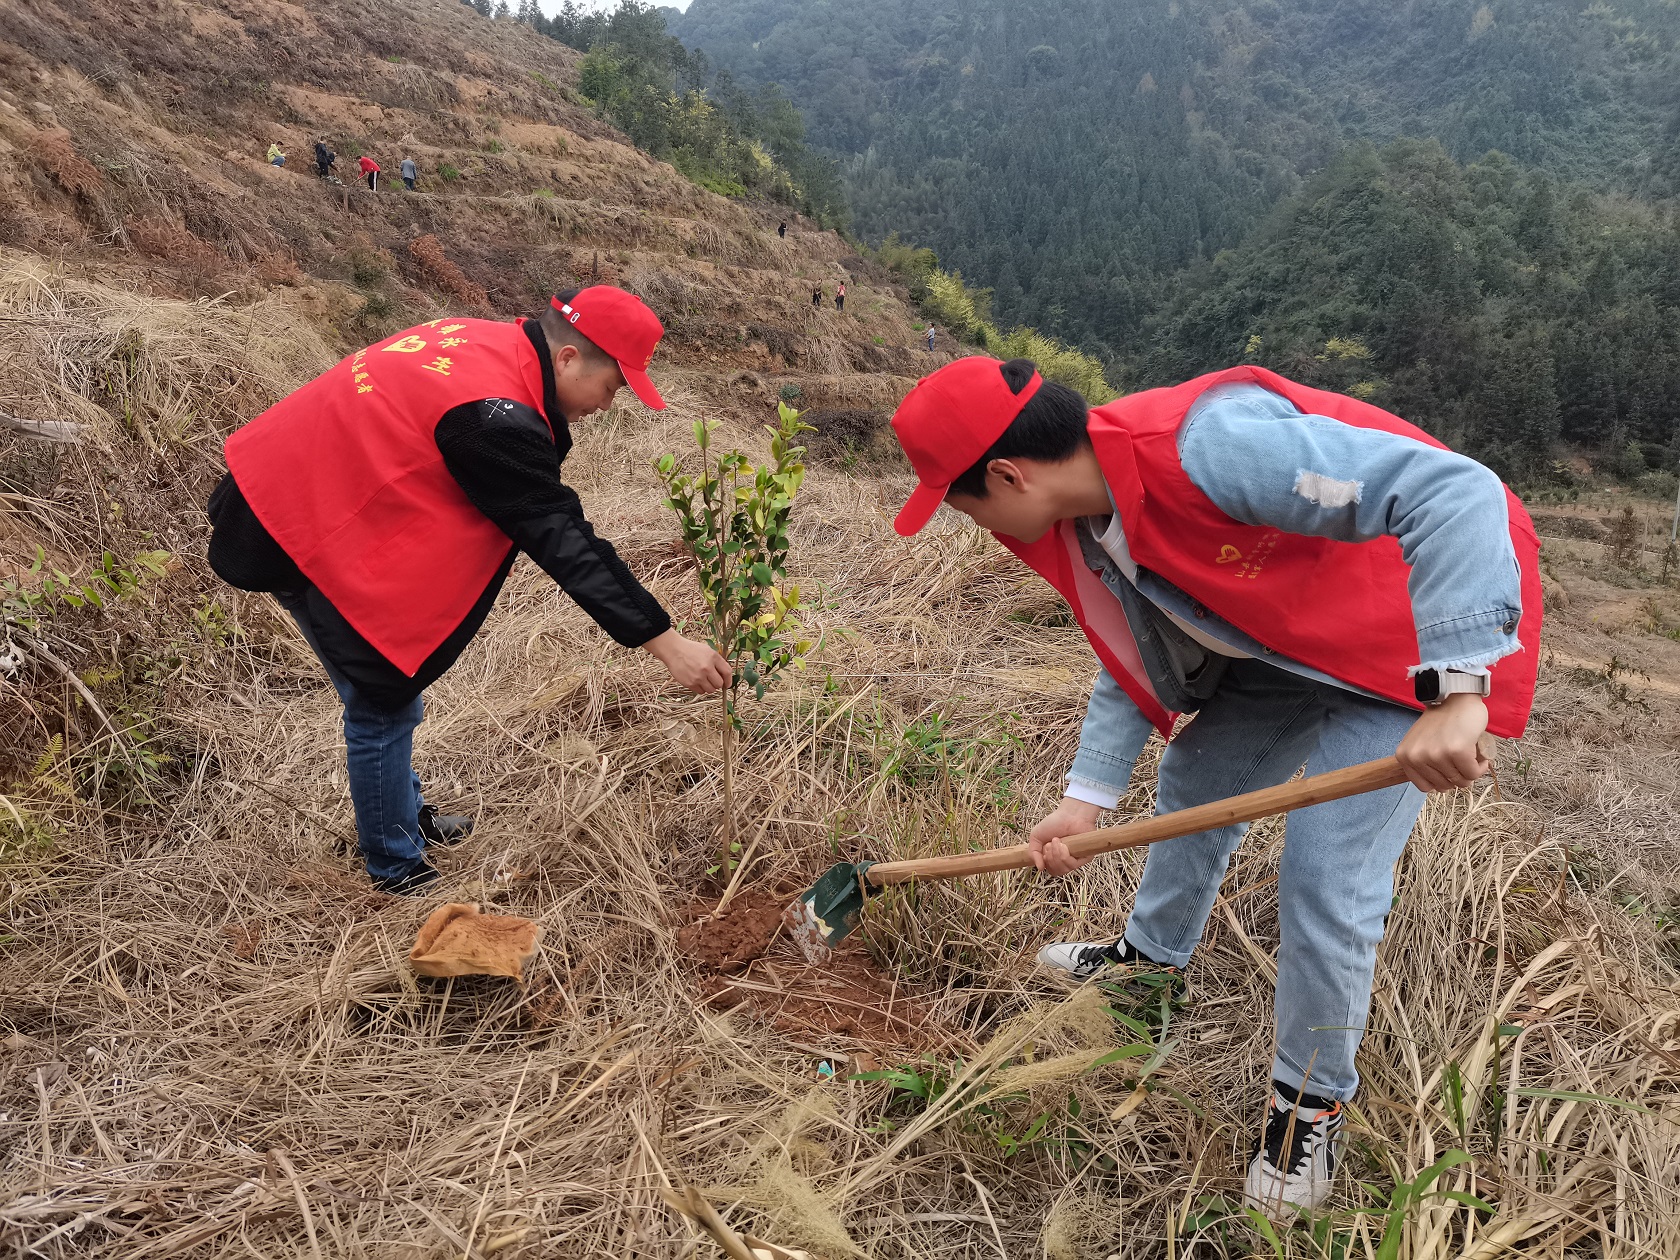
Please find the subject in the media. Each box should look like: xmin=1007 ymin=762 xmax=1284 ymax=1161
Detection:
xmin=677 ymin=889 xmax=953 ymax=1048
xmin=676 ymin=888 xmax=786 ymax=974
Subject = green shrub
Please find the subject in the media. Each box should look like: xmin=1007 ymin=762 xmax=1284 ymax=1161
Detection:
xmin=918 ymin=267 xmax=1116 ymax=403
xmin=870 ymin=232 xmax=940 ymax=299
xmin=921 ymin=268 xmax=988 ymax=341
xmin=653 ymin=404 xmax=814 ymax=871
xmin=348 ymin=249 xmax=386 ymax=287
xmin=982 ymin=325 xmax=1116 ymax=404
xmin=360 ymin=292 xmax=395 ymax=322
xmin=439 ymin=163 xmax=461 ymax=183
xmin=1635 ymin=468 xmax=1679 ymax=501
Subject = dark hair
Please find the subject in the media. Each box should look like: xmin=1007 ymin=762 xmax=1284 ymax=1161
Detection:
xmin=945 ymin=359 xmax=1091 ymax=499
xmin=538 ymin=288 xmax=612 ymax=364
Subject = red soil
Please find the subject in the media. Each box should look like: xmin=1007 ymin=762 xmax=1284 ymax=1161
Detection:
xmin=677 ymin=888 xmax=950 ymax=1048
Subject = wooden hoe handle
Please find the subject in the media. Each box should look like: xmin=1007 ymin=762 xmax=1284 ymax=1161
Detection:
xmin=865 ymin=755 xmax=1409 ymax=887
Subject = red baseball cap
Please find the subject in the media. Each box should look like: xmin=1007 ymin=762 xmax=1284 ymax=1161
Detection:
xmin=550 ymin=286 xmax=667 ymax=409
xmin=890 ymin=357 xmax=1042 ymax=536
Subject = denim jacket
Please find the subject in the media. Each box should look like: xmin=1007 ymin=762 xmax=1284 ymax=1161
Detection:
xmin=1065 ymin=382 xmax=1524 ymax=807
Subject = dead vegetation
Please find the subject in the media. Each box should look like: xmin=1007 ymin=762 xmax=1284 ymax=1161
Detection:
xmin=3 ymin=258 xmax=1678 ymax=1256
xmin=408 ymin=233 xmax=489 ymax=310
xmin=24 ymin=127 xmax=100 ymax=200
xmin=3 ymin=2 xmax=1680 ymax=1258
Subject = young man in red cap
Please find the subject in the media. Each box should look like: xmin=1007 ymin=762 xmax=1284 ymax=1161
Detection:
xmin=890 ymin=356 xmax=1541 ymax=1217
xmin=208 ymin=287 xmax=731 ymax=893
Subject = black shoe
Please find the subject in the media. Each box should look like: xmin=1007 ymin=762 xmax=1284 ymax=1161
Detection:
xmin=418 ymin=804 xmax=473 ymax=847
xmin=375 ymin=864 xmax=441 ymax=895
xmin=1244 ymin=1082 xmax=1346 ymax=1219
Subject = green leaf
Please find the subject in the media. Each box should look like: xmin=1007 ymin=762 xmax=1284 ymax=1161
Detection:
xmin=1243 ymin=1207 xmax=1286 ymax=1258
xmin=1511 ymin=1088 xmax=1654 ymax=1114
xmin=1428 ymin=1189 xmax=1495 ymax=1211
xmin=1085 ymin=1044 xmax=1154 ymax=1070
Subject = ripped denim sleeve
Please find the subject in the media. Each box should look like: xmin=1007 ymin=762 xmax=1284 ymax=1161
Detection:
xmin=1177 ymin=384 xmax=1524 ymax=676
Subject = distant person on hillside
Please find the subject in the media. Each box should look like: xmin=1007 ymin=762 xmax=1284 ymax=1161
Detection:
xmin=207 ymin=287 xmax=730 ymax=894
xmin=834 ymin=281 xmax=845 ymax=312
xmin=314 ymin=139 xmax=336 ymax=179
xmin=267 ymin=141 xmax=286 ymax=167
xmin=886 ymin=356 xmax=1542 ymax=1221
xmin=811 ymin=286 xmax=822 ymax=307
xmin=777 ymin=221 xmax=786 ymax=238
xmin=926 ymin=325 xmax=937 ymax=352
xmin=401 ymin=156 xmax=418 ymax=191
xmin=359 ymin=154 xmax=380 ymax=191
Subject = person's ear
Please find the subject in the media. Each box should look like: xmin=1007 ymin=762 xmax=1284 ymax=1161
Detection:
xmin=988 ymin=458 xmax=1028 ymax=491
xmin=552 ymin=343 xmax=580 ymax=373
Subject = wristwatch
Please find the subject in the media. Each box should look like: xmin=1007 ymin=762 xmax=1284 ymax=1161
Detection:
xmin=1413 ymin=668 xmax=1492 ymax=706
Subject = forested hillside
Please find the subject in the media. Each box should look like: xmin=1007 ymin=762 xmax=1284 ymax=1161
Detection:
xmin=672 ymin=0 xmax=1680 ymax=461
xmin=1142 ymin=141 xmax=1680 ymax=482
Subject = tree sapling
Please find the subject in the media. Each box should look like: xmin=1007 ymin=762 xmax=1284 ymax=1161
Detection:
xmin=655 ymin=402 xmax=814 ymax=873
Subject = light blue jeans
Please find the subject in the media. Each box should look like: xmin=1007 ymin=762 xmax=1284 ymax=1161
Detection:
xmin=1123 ymin=657 xmax=1424 ymax=1102
xmin=278 ymin=594 xmax=430 ymax=885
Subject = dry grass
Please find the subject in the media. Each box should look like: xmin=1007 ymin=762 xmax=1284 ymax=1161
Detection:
xmin=3 ymin=260 xmax=1678 ymax=1258
xmin=509 ymin=192 xmax=777 ymax=269
xmin=3 ymin=3 xmax=1680 ymax=1241
xmin=24 ymin=129 xmax=101 ymax=201
xmin=0 ymin=252 xmax=337 ymax=456
xmin=409 ymin=235 xmax=490 ymax=311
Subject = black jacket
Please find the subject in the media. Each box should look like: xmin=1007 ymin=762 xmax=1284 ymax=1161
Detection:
xmin=208 ymin=318 xmax=671 ymax=709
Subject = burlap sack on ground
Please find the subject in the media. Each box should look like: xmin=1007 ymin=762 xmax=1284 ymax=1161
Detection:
xmin=408 ymin=902 xmax=542 ymax=980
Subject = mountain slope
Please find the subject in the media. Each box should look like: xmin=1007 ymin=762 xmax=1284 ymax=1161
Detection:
xmin=671 ymin=0 xmax=1680 ymax=359
xmin=3 ymin=2 xmax=1680 ymax=1256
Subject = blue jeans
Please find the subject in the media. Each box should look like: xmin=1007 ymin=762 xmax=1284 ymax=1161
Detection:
xmin=1123 ymin=658 xmax=1424 ymax=1102
xmin=278 ymin=594 xmax=430 ymax=884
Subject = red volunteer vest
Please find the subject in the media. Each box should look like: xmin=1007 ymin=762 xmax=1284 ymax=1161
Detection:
xmin=225 ymin=317 xmax=549 ymax=676
xmin=999 ymin=366 xmax=1542 ymax=739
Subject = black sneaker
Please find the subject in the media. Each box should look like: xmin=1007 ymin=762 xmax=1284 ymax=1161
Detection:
xmin=374 ymin=864 xmax=441 ymax=896
xmin=1244 ymin=1082 xmax=1346 ymax=1219
xmin=418 ymin=804 xmax=473 ymax=847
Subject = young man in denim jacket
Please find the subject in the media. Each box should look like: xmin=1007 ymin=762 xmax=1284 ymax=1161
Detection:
xmin=889 ymin=356 xmax=1541 ymax=1217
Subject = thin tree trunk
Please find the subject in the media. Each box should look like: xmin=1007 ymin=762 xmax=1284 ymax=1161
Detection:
xmin=719 ymin=683 xmax=735 ymax=874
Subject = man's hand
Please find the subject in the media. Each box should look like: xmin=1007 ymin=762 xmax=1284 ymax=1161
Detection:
xmin=1027 ymin=796 xmax=1104 ymax=877
xmin=1395 ymin=692 xmax=1491 ymax=792
xmin=644 ymin=629 xmax=732 ymax=694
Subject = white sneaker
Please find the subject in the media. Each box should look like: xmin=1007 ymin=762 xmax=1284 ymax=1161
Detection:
xmin=1035 ymin=938 xmax=1130 ymax=981
xmin=1243 ymin=1087 xmax=1345 ymax=1219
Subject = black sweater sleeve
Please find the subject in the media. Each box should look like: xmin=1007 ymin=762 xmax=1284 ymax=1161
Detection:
xmin=434 ymin=398 xmax=671 ymax=648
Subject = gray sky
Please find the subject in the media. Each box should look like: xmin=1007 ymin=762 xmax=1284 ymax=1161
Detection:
xmin=535 ymin=0 xmax=693 ymax=12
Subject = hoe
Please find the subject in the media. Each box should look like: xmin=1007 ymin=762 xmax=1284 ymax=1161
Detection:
xmin=786 ymin=755 xmax=1411 ymax=963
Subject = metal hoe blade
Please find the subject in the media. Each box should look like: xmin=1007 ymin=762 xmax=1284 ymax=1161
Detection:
xmin=783 ymin=860 xmax=875 ymax=964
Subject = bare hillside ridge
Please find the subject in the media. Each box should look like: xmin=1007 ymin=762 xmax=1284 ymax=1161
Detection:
xmin=2 ymin=2 xmax=1679 ymax=1257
